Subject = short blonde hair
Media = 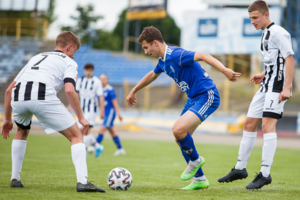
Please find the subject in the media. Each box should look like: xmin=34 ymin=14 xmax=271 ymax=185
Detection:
xmin=55 ymin=31 xmax=81 ymax=49
xmin=248 ymin=0 xmax=269 ymax=14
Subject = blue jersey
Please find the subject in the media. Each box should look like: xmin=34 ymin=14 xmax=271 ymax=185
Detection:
xmin=154 ymin=46 xmax=216 ymax=100
xmin=103 ymin=84 xmax=116 ymax=114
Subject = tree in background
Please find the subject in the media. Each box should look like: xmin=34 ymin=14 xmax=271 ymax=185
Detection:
xmin=113 ymin=9 xmax=181 ymax=51
xmin=61 ymin=4 xmax=102 ymax=40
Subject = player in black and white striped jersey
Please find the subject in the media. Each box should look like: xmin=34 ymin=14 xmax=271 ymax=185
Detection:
xmin=218 ymin=1 xmax=295 ymax=190
xmin=69 ymin=63 xmax=105 ymax=158
xmin=1 ymin=31 xmax=105 ymax=193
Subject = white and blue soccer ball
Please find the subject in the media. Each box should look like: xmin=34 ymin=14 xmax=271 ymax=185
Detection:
xmin=107 ymin=167 xmax=132 ymax=190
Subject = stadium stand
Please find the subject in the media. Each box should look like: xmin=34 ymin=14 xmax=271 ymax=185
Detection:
xmin=74 ymin=45 xmax=172 ymax=86
xmin=0 ymin=36 xmax=40 ymax=87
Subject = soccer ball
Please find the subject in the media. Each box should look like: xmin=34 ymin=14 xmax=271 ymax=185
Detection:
xmin=87 ymin=145 xmax=95 ymax=154
xmin=107 ymin=167 xmax=132 ymax=190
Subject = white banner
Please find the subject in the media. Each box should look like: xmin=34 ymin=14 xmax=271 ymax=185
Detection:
xmin=180 ymin=8 xmax=281 ymax=54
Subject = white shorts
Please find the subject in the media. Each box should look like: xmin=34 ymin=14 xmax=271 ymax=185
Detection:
xmin=77 ymin=111 xmax=97 ymax=129
xmin=247 ymin=91 xmax=287 ymax=119
xmin=12 ymin=100 xmax=76 ymax=134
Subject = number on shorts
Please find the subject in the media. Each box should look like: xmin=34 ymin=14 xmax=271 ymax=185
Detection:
xmin=270 ymin=100 xmax=274 ymax=107
xmin=31 ymin=55 xmax=48 ymax=70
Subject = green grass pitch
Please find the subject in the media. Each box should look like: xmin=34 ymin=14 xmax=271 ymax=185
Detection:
xmin=0 ymin=134 xmax=300 ymax=200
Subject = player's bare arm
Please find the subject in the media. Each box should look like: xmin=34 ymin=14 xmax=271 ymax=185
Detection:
xmin=65 ymin=82 xmax=90 ymax=135
xmin=194 ymin=52 xmax=241 ymax=82
xmin=112 ymin=99 xmax=122 ymax=121
xmin=127 ymin=71 xmax=160 ymax=107
xmin=99 ymin=95 xmax=105 ymax=119
xmin=279 ymin=55 xmax=295 ymax=103
xmin=1 ymin=81 xmax=16 ymax=139
xmin=250 ymin=70 xmax=266 ymax=84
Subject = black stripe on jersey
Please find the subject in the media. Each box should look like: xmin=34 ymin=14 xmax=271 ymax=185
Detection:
xmin=87 ymin=99 xmax=91 ymax=112
xmin=261 ymin=33 xmax=264 ymax=51
xmin=273 ymin=51 xmax=285 ymax=93
xmin=94 ymin=102 xmax=97 ymax=113
xmin=84 ymin=80 xmax=88 ymax=89
xmin=15 ymin=120 xmax=31 ymax=129
xmin=90 ymin=80 xmax=94 ymax=90
xmin=82 ymin=99 xmax=86 ymax=112
xmin=79 ymin=77 xmax=84 ymax=89
xmin=260 ymin=70 xmax=267 ymax=92
xmin=64 ymin=78 xmax=76 ymax=88
xmin=264 ymin=65 xmax=274 ymax=92
xmin=24 ymin=81 xmax=33 ymax=101
xmin=38 ymin=82 xmax=46 ymax=100
xmin=263 ymin=112 xmax=282 ymax=119
xmin=14 ymin=82 xmax=21 ymax=101
xmin=264 ymin=31 xmax=270 ymax=51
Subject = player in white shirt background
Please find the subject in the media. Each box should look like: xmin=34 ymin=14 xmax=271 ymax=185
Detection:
xmin=218 ymin=0 xmax=295 ymax=190
xmin=68 ymin=63 xmax=105 ymax=158
xmin=1 ymin=31 xmax=105 ymax=193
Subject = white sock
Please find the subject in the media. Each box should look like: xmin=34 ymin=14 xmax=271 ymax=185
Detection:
xmin=11 ymin=140 xmax=27 ymax=181
xmin=71 ymin=143 xmax=88 ymax=184
xmin=190 ymin=157 xmax=201 ymax=165
xmin=260 ymin=133 xmax=277 ymax=177
xmin=83 ymin=134 xmax=93 ymax=148
xmin=235 ymin=131 xmax=257 ymax=170
xmin=195 ymin=175 xmax=207 ymax=181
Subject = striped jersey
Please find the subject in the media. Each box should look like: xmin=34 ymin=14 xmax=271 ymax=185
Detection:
xmin=260 ymin=22 xmax=294 ymax=93
xmin=103 ymin=84 xmax=117 ymax=114
xmin=75 ymin=76 xmax=103 ymax=114
xmin=12 ymin=51 xmax=78 ymax=101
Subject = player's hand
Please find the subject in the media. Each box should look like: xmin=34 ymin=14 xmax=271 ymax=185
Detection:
xmin=223 ymin=68 xmax=241 ymax=82
xmin=1 ymin=120 xmax=13 ymax=140
xmin=250 ymin=73 xmax=265 ymax=84
xmin=78 ymin=118 xmax=90 ymax=136
xmin=100 ymin=111 xmax=105 ymax=119
xmin=118 ymin=114 xmax=123 ymax=121
xmin=126 ymin=92 xmax=137 ymax=107
xmin=279 ymin=89 xmax=290 ymax=103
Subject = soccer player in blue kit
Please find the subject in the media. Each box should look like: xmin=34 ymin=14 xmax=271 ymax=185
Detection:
xmin=96 ymin=74 xmax=125 ymax=156
xmin=126 ymin=26 xmax=241 ymax=190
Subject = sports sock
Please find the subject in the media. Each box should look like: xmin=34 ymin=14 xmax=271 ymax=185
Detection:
xmin=71 ymin=143 xmax=88 ymax=184
xmin=235 ymin=131 xmax=257 ymax=170
xmin=11 ymin=140 xmax=27 ymax=181
xmin=83 ymin=134 xmax=93 ymax=148
xmin=181 ymin=149 xmax=204 ymax=177
xmin=177 ymin=133 xmax=199 ymax=161
xmin=96 ymin=133 xmax=104 ymax=144
xmin=194 ymin=175 xmax=207 ymax=181
xmin=260 ymin=132 xmax=277 ymax=177
xmin=113 ymin=136 xmax=122 ymax=149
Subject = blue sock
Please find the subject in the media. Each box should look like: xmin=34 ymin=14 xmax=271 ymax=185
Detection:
xmin=113 ymin=136 xmax=122 ymax=149
xmin=96 ymin=133 xmax=104 ymax=144
xmin=177 ymin=133 xmax=199 ymax=161
xmin=181 ymin=148 xmax=204 ymax=177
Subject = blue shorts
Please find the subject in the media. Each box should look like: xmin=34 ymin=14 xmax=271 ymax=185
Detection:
xmin=181 ymin=88 xmax=220 ymax=122
xmin=102 ymin=108 xmax=116 ymax=128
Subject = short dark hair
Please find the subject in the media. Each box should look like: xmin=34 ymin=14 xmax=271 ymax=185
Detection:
xmin=55 ymin=31 xmax=81 ymax=50
xmin=84 ymin=63 xmax=94 ymax=70
xmin=248 ymin=0 xmax=269 ymax=14
xmin=138 ymin=26 xmax=164 ymax=44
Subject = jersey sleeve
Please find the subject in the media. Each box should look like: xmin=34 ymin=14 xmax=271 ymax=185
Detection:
xmin=63 ymin=62 xmax=78 ymax=88
xmin=273 ymin=31 xmax=294 ymax=59
xmin=171 ymin=48 xmax=195 ymax=66
xmin=154 ymin=62 xmax=164 ymax=74
xmin=96 ymin=79 xmax=103 ymax=96
xmin=109 ymin=88 xmax=117 ymax=100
